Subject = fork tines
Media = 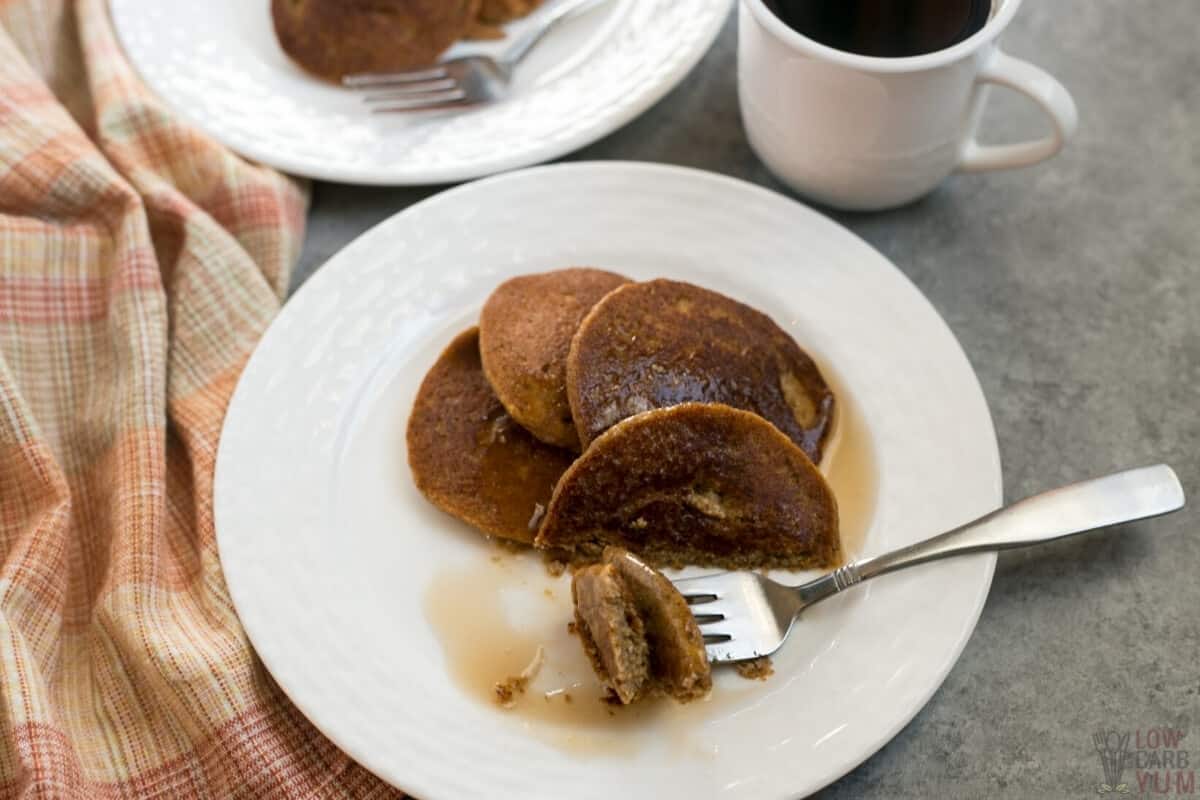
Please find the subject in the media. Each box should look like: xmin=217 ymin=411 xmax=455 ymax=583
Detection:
xmin=344 ymin=68 xmax=467 ymax=113
xmin=342 ymin=66 xmax=450 ymax=87
xmin=675 ymin=575 xmax=734 ymax=646
xmin=364 ymin=88 xmax=469 ymax=113
xmin=343 ymin=60 xmax=485 ymax=113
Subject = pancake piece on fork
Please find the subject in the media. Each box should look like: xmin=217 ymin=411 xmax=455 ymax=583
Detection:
xmin=572 ymin=547 xmax=711 ymax=705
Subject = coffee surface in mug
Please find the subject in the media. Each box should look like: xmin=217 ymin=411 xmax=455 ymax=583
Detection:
xmin=764 ymin=0 xmax=992 ymax=58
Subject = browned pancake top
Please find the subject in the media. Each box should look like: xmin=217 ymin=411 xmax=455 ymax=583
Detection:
xmin=479 ymin=268 xmax=630 ymax=450
xmin=536 ymin=403 xmax=842 ymax=570
xmin=407 ymin=328 xmax=573 ymax=544
xmin=464 ymin=0 xmax=545 ymax=39
xmin=476 ymin=0 xmax=543 ymax=24
xmin=566 ymin=279 xmax=835 ymax=462
xmin=272 ymin=0 xmax=480 ymax=81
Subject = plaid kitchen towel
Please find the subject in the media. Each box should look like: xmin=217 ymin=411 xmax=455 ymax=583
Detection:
xmin=0 ymin=1 xmax=400 ymax=797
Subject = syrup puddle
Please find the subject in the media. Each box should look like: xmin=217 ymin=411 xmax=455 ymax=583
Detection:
xmin=821 ymin=380 xmax=877 ymax=560
xmin=424 ymin=556 xmax=667 ymax=756
xmin=423 ymin=384 xmax=877 ymax=756
xmin=425 ymin=555 xmax=777 ymax=758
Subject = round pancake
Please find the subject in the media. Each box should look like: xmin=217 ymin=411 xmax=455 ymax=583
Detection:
xmin=566 ymin=279 xmax=835 ymax=462
xmin=479 ymin=268 xmax=630 ymax=450
xmin=407 ymin=328 xmax=574 ymax=544
xmin=535 ymin=403 xmax=842 ymax=570
xmin=272 ymin=0 xmax=480 ymax=82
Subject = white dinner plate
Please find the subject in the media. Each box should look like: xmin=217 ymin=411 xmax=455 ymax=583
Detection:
xmin=215 ymin=162 xmax=1002 ymax=799
xmin=109 ymin=0 xmax=731 ymax=184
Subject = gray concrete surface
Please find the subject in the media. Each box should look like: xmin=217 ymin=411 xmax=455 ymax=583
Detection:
xmin=293 ymin=1 xmax=1199 ymax=796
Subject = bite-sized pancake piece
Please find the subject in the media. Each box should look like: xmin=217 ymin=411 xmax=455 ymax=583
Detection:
xmin=567 ymin=278 xmax=835 ymax=462
xmin=537 ymin=403 xmax=842 ymax=570
xmin=601 ymin=548 xmax=711 ymax=703
xmin=272 ymin=0 xmax=480 ymax=81
xmin=571 ymin=549 xmax=711 ymax=705
xmin=479 ymin=268 xmax=630 ymax=450
xmin=407 ymin=328 xmax=573 ymax=544
xmin=571 ymin=563 xmax=650 ymax=705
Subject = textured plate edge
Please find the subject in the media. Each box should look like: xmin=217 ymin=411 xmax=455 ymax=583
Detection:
xmin=108 ymin=0 xmax=734 ymax=185
xmin=214 ymin=161 xmax=1002 ymax=799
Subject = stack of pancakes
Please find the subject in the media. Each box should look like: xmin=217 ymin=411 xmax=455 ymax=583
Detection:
xmin=408 ymin=268 xmax=844 ymax=572
xmin=272 ymin=0 xmax=546 ymax=81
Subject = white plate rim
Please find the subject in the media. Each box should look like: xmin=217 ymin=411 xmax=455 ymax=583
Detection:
xmin=108 ymin=0 xmax=734 ymax=185
xmin=215 ymin=161 xmax=1001 ymax=798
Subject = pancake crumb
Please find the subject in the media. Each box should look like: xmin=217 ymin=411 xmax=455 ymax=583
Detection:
xmin=494 ymin=646 xmax=545 ymax=709
xmin=734 ymin=657 xmax=774 ymax=681
xmin=494 ymin=679 xmax=519 ymax=707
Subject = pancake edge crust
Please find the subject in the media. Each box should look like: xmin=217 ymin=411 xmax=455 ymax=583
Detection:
xmin=536 ymin=402 xmax=842 ymax=570
xmin=407 ymin=327 xmax=573 ymax=544
xmin=565 ymin=278 xmax=835 ymax=461
xmin=479 ymin=267 xmax=630 ymax=450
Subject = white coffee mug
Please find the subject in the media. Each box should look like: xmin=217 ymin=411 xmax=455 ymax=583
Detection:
xmin=739 ymin=0 xmax=1078 ymax=210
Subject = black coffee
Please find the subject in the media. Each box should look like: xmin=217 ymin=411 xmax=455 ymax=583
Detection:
xmin=764 ymin=0 xmax=992 ymax=58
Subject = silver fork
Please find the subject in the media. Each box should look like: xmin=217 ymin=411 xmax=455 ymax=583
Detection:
xmin=675 ymin=464 xmax=1185 ymax=663
xmin=343 ymin=0 xmax=610 ymax=113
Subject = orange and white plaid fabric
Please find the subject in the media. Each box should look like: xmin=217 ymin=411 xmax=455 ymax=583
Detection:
xmin=0 ymin=2 xmax=399 ymax=797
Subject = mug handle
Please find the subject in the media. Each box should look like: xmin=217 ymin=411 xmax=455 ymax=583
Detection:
xmin=956 ymin=49 xmax=1079 ymax=173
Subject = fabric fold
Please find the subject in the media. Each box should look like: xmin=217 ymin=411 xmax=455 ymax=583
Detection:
xmin=0 ymin=2 xmax=399 ymax=797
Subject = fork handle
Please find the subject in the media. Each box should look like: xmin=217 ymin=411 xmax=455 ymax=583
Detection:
xmin=500 ymin=0 xmax=610 ymax=69
xmin=830 ymin=465 xmax=1184 ymax=591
